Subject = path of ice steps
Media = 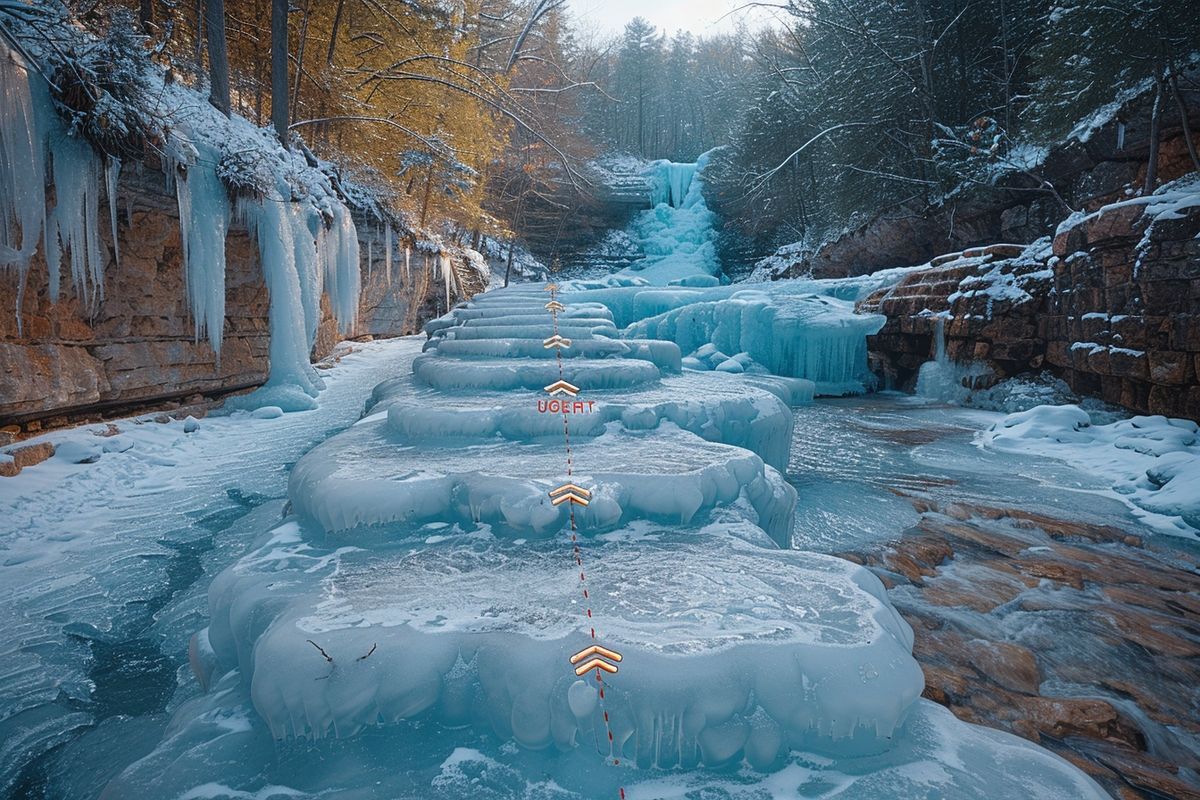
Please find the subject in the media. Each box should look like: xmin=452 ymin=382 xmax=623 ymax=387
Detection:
xmin=412 ymin=355 xmax=662 ymax=392
xmin=427 ymin=337 xmax=682 ymax=371
xmin=289 ymin=419 xmax=795 ymax=542
xmin=458 ymin=314 xmax=617 ymax=329
xmin=196 ymin=520 xmax=920 ymax=766
xmin=375 ymin=372 xmax=798 ymax=470
xmin=446 ymin=305 xmax=614 ymax=321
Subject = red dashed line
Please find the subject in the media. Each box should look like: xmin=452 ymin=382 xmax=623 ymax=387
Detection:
xmin=548 ymin=287 xmax=625 ymax=789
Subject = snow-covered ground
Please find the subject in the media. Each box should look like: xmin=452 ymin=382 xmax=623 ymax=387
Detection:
xmin=0 ymin=337 xmax=423 ymax=795
xmin=982 ymin=405 xmax=1200 ymax=538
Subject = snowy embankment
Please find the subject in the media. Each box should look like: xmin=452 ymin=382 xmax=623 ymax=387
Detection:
xmin=97 ymin=157 xmax=1108 ymax=797
xmin=0 ymin=338 xmax=422 ymax=796
xmin=982 ymin=405 xmax=1200 ymax=538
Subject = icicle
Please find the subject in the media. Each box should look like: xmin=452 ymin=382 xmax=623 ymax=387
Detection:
xmin=441 ymin=252 xmax=453 ymax=309
xmin=384 ymin=225 xmax=393 ymax=289
xmin=322 ymin=203 xmax=359 ymax=335
xmin=46 ymin=130 xmax=106 ymax=306
xmin=0 ymin=42 xmax=47 ymax=303
xmin=0 ymin=45 xmax=48 ymax=334
xmin=648 ymin=161 xmax=699 ymax=209
xmin=105 ymin=156 xmax=121 ymax=269
xmin=174 ymin=145 xmax=230 ymax=354
xmin=292 ymin=204 xmax=323 ymax=348
xmin=404 ymin=245 xmax=411 ymax=283
xmin=231 ymin=193 xmax=324 ymax=412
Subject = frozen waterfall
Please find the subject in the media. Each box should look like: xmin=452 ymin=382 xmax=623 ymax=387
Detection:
xmin=648 ymin=160 xmax=699 ymax=209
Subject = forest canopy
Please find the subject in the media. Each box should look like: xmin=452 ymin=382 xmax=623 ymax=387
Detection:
xmin=6 ymin=0 xmax=1196 ymax=267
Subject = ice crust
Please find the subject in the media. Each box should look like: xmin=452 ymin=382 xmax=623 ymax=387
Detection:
xmin=199 ymin=521 xmax=923 ymax=763
xmin=99 ymin=157 xmax=1106 ymax=798
xmin=290 ymin=418 xmax=796 ymax=543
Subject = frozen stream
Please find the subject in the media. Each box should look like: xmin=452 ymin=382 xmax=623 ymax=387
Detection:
xmin=0 ymin=158 xmax=1153 ymax=799
xmin=0 ymin=339 xmax=424 ymax=797
xmin=788 ymin=395 xmax=1169 ymax=554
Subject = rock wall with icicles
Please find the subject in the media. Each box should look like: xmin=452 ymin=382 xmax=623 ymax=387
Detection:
xmin=0 ymin=40 xmax=484 ymax=427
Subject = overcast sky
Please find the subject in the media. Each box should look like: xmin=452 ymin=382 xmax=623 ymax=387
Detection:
xmin=563 ymin=0 xmax=783 ymax=40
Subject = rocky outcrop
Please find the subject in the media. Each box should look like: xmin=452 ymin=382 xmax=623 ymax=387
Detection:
xmin=765 ymin=78 xmax=1200 ymax=280
xmin=0 ymin=168 xmax=272 ymax=427
xmin=844 ymin=497 xmax=1200 ymax=800
xmin=0 ymin=168 xmax=480 ymax=431
xmin=860 ymin=193 xmax=1200 ymax=419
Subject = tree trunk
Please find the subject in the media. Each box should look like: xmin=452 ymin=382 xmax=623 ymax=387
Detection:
xmin=1143 ymin=67 xmax=1165 ymax=196
xmin=194 ymin=0 xmax=204 ymax=69
xmin=419 ymin=162 xmax=435 ymax=227
xmin=271 ymin=0 xmax=289 ymax=145
xmin=204 ymin=0 xmax=231 ymax=116
xmin=503 ymin=239 xmax=515 ymax=288
xmin=291 ymin=0 xmax=312 ymax=121
xmin=139 ymin=0 xmax=154 ymax=33
xmin=1169 ymin=60 xmax=1200 ymax=172
xmin=326 ymin=0 xmax=346 ymax=65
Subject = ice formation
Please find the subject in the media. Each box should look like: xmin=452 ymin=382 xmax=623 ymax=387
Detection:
xmin=0 ymin=42 xmax=47 ymax=282
xmin=647 ymin=160 xmax=699 ymax=209
xmin=101 ymin=275 xmax=1107 ymax=798
xmin=42 ymin=141 xmax=1099 ymax=796
xmin=230 ymin=192 xmax=326 ymax=411
xmin=0 ymin=38 xmax=366 ymax=408
xmin=175 ymin=142 xmax=231 ymax=353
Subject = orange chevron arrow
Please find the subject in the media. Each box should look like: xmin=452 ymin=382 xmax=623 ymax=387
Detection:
xmin=570 ymin=643 xmax=622 ymax=676
xmin=569 ymin=644 xmax=623 ymax=665
xmin=549 ymin=482 xmax=591 ymax=506
xmin=550 ymin=483 xmax=591 ymax=499
xmin=573 ymin=657 xmax=618 ymax=676
xmin=544 ymin=379 xmax=580 ymax=397
xmin=542 ymin=334 xmax=572 ymax=349
xmin=545 ymin=300 xmax=566 ymax=312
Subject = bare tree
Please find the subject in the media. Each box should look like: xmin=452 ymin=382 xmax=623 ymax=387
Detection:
xmin=204 ymin=0 xmax=230 ymax=116
xmin=1144 ymin=63 xmax=1165 ymax=195
xmin=270 ymin=0 xmax=288 ymax=144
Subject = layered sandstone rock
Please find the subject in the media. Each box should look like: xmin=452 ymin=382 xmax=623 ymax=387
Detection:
xmin=0 ymin=168 xmax=486 ymax=431
xmin=845 ymin=497 xmax=1200 ymax=800
xmin=860 ymin=196 xmax=1200 ymax=419
xmin=0 ymin=173 xmax=272 ymax=426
